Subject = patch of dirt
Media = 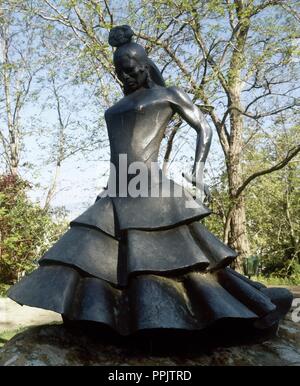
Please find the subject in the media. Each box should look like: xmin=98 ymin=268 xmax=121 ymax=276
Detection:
xmin=0 ymin=298 xmax=62 ymax=333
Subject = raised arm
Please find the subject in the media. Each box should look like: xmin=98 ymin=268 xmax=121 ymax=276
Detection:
xmin=168 ymin=86 xmax=212 ymax=200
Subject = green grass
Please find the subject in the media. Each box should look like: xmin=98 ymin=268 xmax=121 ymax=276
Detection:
xmin=252 ymin=275 xmax=300 ymax=286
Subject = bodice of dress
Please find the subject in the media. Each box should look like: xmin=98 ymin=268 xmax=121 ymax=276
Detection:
xmin=72 ymin=87 xmax=211 ymax=234
xmin=104 ymin=88 xmax=173 ymax=168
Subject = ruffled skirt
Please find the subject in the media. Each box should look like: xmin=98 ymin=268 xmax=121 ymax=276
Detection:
xmin=8 ymin=195 xmax=293 ymax=338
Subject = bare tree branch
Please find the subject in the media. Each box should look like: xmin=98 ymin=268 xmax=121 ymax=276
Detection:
xmin=236 ymin=145 xmax=300 ymax=198
xmin=251 ymin=0 xmax=285 ymax=16
xmin=103 ymin=0 xmax=113 ymax=27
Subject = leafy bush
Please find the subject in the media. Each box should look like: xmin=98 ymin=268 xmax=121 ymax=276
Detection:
xmin=0 ymin=174 xmax=67 ymax=284
xmin=253 ymin=266 xmax=300 ymax=286
xmin=0 ymin=283 xmax=10 ymax=297
xmin=205 ymin=150 xmax=299 ymax=281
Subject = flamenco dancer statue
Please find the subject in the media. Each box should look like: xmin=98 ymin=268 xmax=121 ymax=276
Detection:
xmin=9 ymin=26 xmax=292 ymax=345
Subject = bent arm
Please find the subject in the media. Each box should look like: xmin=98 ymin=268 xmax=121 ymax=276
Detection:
xmin=168 ymin=87 xmax=212 ymax=189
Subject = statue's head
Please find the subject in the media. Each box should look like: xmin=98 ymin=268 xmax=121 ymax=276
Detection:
xmin=108 ymin=25 xmax=165 ymax=95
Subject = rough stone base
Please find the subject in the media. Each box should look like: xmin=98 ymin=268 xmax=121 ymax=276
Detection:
xmin=0 ymin=318 xmax=299 ymax=366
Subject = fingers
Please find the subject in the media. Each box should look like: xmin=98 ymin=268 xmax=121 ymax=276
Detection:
xmin=203 ymin=184 xmax=211 ymax=203
xmin=182 ymin=173 xmax=211 ymax=204
xmin=182 ymin=172 xmax=194 ymax=185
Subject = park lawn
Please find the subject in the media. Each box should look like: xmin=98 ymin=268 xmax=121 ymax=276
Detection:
xmin=252 ymin=275 xmax=300 ymax=286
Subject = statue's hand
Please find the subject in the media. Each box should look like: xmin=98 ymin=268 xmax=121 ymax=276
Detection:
xmin=203 ymin=183 xmax=211 ymax=204
xmin=182 ymin=172 xmax=211 ymax=204
xmin=182 ymin=172 xmax=197 ymax=187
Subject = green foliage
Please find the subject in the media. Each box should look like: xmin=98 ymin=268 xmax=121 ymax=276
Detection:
xmin=0 ymin=283 xmax=10 ymax=297
xmin=0 ymin=0 xmax=297 ymax=284
xmin=246 ymin=169 xmax=299 ymax=278
xmin=253 ymin=268 xmax=300 ymax=286
xmin=206 ymin=124 xmax=300 ymax=280
xmin=0 ymin=174 xmax=67 ymax=284
xmin=244 ymin=124 xmax=300 ymax=278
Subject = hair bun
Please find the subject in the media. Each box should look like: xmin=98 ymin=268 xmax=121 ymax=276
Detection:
xmin=108 ymin=25 xmax=134 ymax=47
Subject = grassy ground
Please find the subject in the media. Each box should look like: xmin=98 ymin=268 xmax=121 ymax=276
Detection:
xmin=251 ymin=275 xmax=300 ymax=286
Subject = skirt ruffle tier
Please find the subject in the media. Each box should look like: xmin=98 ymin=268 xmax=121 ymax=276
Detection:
xmin=8 ymin=195 xmax=293 ymax=337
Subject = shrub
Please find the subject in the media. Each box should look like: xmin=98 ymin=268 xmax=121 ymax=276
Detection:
xmin=0 ymin=174 xmax=67 ymax=284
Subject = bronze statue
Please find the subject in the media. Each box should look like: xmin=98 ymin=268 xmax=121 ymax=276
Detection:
xmin=8 ymin=26 xmax=292 ymax=344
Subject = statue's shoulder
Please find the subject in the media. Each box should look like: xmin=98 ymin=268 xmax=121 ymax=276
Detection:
xmin=104 ymin=94 xmax=127 ymax=116
xmin=165 ymin=86 xmax=193 ymax=107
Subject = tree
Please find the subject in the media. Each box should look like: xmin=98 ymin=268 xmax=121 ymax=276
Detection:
xmin=16 ymin=0 xmax=300 ymax=268
xmin=134 ymin=0 xmax=300 ymax=268
xmin=0 ymin=174 xmax=67 ymax=283
xmin=0 ymin=2 xmax=45 ymax=176
xmin=0 ymin=0 xmax=112 ymax=211
xmin=206 ymin=119 xmax=299 ymax=279
xmin=245 ymin=121 xmax=300 ymax=278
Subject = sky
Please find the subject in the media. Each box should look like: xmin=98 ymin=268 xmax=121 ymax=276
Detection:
xmin=0 ymin=6 xmax=224 ymax=221
xmin=1 ymin=1 xmax=298 ymax=221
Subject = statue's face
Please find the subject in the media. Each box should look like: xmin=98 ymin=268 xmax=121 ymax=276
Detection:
xmin=115 ymin=55 xmax=148 ymax=94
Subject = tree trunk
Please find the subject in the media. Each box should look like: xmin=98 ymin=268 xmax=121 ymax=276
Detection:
xmin=228 ymin=195 xmax=250 ymax=270
xmin=43 ymin=161 xmax=61 ymax=212
xmin=2 ymin=29 xmax=20 ymax=176
xmin=226 ymin=89 xmax=251 ymax=268
xmin=225 ymin=3 xmax=251 ymax=269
